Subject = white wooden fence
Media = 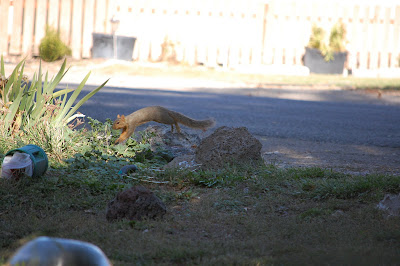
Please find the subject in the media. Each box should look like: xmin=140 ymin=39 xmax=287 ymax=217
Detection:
xmin=1 ymin=0 xmax=399 ymax=70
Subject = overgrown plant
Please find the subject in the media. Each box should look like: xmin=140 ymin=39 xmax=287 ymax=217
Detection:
xmin=0 ymin=56 xmax=108 ymax=160
xmin=307 ymin=21 xmax=347 ymax=61
xmin=159 ymin=36 xmax=179 ymax=63
xmin=39 ymin=27 xmax=71 ymax=62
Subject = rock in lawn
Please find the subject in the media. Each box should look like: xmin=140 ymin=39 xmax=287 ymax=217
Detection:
xmin=164 ymin=154 xmax=201 ymax=170
xmin=377 ymin=193 xmax=400 ymax=218
xmin=195 ymin=126 xmax=262 ymax=170
xmin=106 ymin=185 xmax=166 ymax=221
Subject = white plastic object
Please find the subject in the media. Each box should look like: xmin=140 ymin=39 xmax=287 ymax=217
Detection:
xmin=1 ymin=152 xmax=33 ymax=179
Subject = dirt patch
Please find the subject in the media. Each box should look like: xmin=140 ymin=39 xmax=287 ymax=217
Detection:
xmin=259 ymin=136 xmax=400 ymax=175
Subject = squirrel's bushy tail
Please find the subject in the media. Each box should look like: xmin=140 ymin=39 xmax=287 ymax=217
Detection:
xmin=170 ymin=111 xmax=216 ymax=130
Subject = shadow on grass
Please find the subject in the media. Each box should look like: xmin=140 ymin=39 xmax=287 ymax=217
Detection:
xmin=1 ymin=162 xmax=400 ymax=265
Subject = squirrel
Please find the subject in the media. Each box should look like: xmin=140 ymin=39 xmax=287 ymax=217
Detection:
xmin=112 ymin=106 xmax=216 ymax=144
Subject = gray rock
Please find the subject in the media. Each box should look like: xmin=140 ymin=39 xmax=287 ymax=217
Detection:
xmin=164 ymin=154 xmax=201 ymax=170
xmin=377 ymin=193 xmax=400 ymax=217
xmin=143 ymin=125 xmax=201 ymax=157
xmin=106 ymin=185 xmax=166 ymax=221
xmin=195 ymin=126 xmax=262 ymax=170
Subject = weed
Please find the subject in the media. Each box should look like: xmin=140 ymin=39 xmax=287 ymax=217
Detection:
xmin=287 ymin=167 xmax=348 ymax=179
xmin=39 ymin=27 xmax=71 ymax=62
xmin=306 ymin=174 xmax=400 ymax=200
xmin=299 ymin=207 xmax=333 ymax=220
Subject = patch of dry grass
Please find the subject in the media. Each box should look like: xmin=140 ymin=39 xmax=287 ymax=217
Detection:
xmin=93 ymin=62 xmax=400 ymax=91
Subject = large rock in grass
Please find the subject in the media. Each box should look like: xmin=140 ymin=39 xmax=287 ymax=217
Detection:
xmin=195 ymin=126 xmax=262 ymax=170
xmin=143 ymin=125 xmax=202 ymax=157
xmin=106 ymin=186 xmax=166 ymax=221
xmin=377 ymin=193 xmax=400 ymax=218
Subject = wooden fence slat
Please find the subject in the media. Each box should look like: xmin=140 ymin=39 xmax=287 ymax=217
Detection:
xmin=21 ymin=0 xmax=35 ymax=56
xmin=71 ymin=0 xmax=83 ymax=59
xmin=105 ymin=0 xmax=115 ymax=34
xmin=9 ymin=0 xmax=24 ymax=55
xmin=347 ymin=5 xmax=359 ymax=70
xmin=0 ymin=0 xmax=10 ymax=55
xmin=262 ymin=1 xmax=274 ymax=65
xmin=392 ymin=6 xmax=400 ymax=68
xmin=205 ymin=0 xmax=218 ymax=66
xmin=130 ymin=0 xmax=143 ymax=61
xmin=227 ymin=0 xmax=242 ymax=67
xmin=381 ymin=7 xmax=391 ymax=68
xmin=284 ymin=1 xmax=296 ymax=65
xmin=33 ymin=0 xmax=48 ymax=55
xmin=82 ymin=0 xmax=95 ymax=58
xmin=136 ymin=0 xmax=151 ymax=61
xmin=59 ymin=0 xmax=72 ymax=45
xmin=94 ymin=0 xmax=107 ymax=33
xmin=274 ymin=0 xmax=284 ymax=65
xmin=48 ymin=0 xmax=60 ymax=29
xmin=359 ymin=6 xmax=370 ymax=69
xmin=293 ymin=1 xmax=307 ymax=65
xmin=370 ymin=6 xmax=381 ymax=69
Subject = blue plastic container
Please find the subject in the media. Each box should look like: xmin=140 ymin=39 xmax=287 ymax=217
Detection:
xmin=5 ymin=144 xmax=48 ymax=177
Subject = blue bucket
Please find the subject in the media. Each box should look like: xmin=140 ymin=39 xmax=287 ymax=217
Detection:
xmin=5 ymin=145 xmax=48 ymax=177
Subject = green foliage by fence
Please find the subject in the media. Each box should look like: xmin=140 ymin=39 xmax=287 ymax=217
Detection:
xmin=39 ymin=27 xmax=71 ymax=62
xmin=307 ymin=21 xmax=347 ymax=61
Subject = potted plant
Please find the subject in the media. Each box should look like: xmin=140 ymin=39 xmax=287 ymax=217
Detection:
xmin=304 ymin=21 xmax=347 ymax=74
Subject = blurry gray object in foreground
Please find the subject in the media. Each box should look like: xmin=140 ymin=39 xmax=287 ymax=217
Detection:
xmin=8 ymin=236 xmax=111 ymax=266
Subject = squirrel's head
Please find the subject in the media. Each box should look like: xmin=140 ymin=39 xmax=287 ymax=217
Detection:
xmin=112 ymin=114 xmax=126 ymax=129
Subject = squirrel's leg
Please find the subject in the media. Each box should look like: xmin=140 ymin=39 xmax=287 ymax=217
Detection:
xmin=175 ymin=123 xmax=181 ymax=133
xmin=170 ymin=124 xmax=174 ymax=132
xmin=115 ymin=127 xmax=135 ymax=144
xmin=115 ymin=131 xmax=129 ymax=144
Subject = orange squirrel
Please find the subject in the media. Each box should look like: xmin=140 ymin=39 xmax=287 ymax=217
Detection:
xmin=112 ymin=106 xmax=216 ymax=144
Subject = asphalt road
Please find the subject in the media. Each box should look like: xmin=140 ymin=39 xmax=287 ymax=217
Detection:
xmin=72 ymin=84 xmax=400 ymax=148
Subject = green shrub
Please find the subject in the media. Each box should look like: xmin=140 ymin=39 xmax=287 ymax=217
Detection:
xmin=307 ymin=25 xmax=327 ymax=53
xmin=329 ymin=22 xmax=347 ymax=53
xmin=307 ymin=21 xmax=347 ymax=61
xmin=39 ymin=27 xmax=71 ymax=62
xmin=0 ymin=56 xmax=108 ymax=161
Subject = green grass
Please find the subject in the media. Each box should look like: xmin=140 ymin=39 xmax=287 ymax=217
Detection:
xmin=1 ymin=160 xmax=399 ymax=265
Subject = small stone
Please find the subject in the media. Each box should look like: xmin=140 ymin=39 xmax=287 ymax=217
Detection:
xmin=106 ymin=186 xmax=166 ymax=222
xmin=164 ymin=154 xmax=201 ymax=170
xmin=331 ymin=210 xmax=345 ymax=217
xmin=377 ymin=193 xmax=400 ymax=218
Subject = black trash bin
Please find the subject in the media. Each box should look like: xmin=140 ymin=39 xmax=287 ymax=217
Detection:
xmin=92 ymin=33 xmax=136 ymax=61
